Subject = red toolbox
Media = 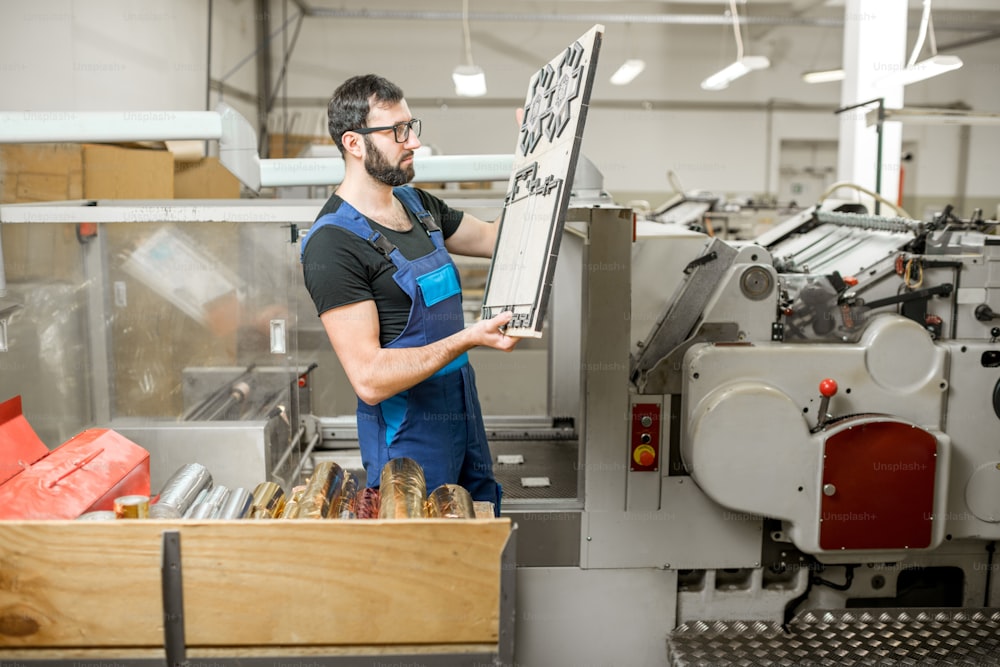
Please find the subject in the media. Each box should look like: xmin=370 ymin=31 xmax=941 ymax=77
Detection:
xmin=0 ymin=395 xmax=150 ymax=519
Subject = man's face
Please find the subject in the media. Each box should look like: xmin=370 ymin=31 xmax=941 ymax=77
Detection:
xmin=362 ymin=100 xmax=420 ymax=187
xmin=363 ymin=135 xmax=413 ymax=187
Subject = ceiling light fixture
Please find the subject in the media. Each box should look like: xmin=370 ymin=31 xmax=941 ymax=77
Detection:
xmin=876 ymin=0 xmax=962 ymax=88
xmin=802 ymin=68 xmax=845 ymax=84
xmin=453 ymin=0 xmax=486 ymax=97
xmin=610 ymin=24 xmax=646 ymax=86
xmin=700 ymin=0 xmax=770 ymax=91
xmin=610 ymin=59 xmax=646 ymax=86
xmin=879 ymin=54 xmax=962 ymax=87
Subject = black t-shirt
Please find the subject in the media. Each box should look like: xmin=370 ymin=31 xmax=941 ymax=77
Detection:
xmin=302 ymin=188 xmax=465 ymax=346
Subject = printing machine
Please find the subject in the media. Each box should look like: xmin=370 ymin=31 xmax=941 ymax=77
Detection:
xmin=474 ymin=186 xmax=999 ymax=663
xmin=573 ymin=198 xmax=1000 ymax=662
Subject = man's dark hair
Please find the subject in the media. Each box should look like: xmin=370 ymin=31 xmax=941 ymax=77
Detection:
xmin=327 ymin=74 xmax=404 ymax=155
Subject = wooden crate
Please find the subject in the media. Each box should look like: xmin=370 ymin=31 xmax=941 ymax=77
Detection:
xmin=0 ymin=519 xmax=513 ymax=655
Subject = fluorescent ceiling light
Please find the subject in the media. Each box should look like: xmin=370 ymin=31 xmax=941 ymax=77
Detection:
xmin=610 ymin=59 xmax=646 ymax=86
xmin=452 ymin=65 xmax=487 ymax=97
xmin=700 ymin=56 xmax=770 ymax=91
xmin=802 ymin=68 xmax=845 ymax=84
xmin=876 ymin=54 xmax=963 ymax=88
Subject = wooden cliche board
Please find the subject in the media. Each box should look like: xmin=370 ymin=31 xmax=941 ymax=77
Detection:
xmin=481 ymin=24 xmax=604 ymax=338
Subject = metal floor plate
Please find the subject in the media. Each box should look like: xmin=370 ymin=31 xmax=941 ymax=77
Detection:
xmin=667 ymin=608 xmax=1000 ymax=666
xmin=490 ymin=439 xmax=578 ymax=500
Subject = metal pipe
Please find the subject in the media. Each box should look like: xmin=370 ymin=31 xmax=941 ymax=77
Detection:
xmin=255 ymin=0 xmax=272 ymax=158
xmin=289 ymin=431 xmax=322 ymax=485
xmin=307 ymin=7 xmax=843 ymax=28
xmin=271 ymin=424 xmax=307 ymax=481
xmin=183 ymin=364 xmax=256 ymax=421
xmin=303 ymin=6 xmax=997 ymax=31
xmin=0 ymin=111 xmax=222 ymax=144
xmin=260 ymin=153 xmax=514 ymax=187
xmin=202 ymin=382 xmax=250 ymax=421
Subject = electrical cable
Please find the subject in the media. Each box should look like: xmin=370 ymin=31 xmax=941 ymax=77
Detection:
xmin=817 ymin=181 xmax=913 ymax=219
xmin=908 ymin=0 xmax=933 ymax=68
xmin=461 ymin=0 xmax=475 ymax=67
xmin=904 ymin=258 xmax=924 ymax=289
xmin=813 ymin=564 xmax=856 ymax=591
xmin=728 ymin=0 xmax=744 ymax=62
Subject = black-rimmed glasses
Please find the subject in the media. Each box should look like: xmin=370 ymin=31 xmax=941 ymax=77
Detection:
xmin=348 ymin=118 xmax=421 ymax=143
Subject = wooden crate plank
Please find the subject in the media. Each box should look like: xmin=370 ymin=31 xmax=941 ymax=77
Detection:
xmin=0 ymin=643 xmax=497 ymax=659
xmin=0 ymin=519 xmax=510 ymax=648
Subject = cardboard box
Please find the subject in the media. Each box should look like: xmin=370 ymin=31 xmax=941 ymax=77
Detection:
xmin=268 ymin=132 xmax=332 ymax=159
xmin=174 ymin=156 xmax=241 ymax=198
xmin=81 ymin=143 xmax=174 ymax=199
xmin=0 ymin=143 xmax=83 ymax=203
xmin=0 ymin=142 xmax=174 ymax=203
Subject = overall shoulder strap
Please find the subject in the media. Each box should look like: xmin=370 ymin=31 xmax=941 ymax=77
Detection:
xmin=300 ymin=202 xmax=397 ymax=262
xmin=393 ymin=186 xmax=440 ymax=233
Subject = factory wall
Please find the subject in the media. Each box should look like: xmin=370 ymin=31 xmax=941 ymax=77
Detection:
xmin=0 ymin=0 xmax=996 ymax=213
xmin=0 ymin=0 xmax=257 ymax=143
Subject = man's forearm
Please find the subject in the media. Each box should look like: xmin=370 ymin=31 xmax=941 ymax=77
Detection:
xmin=354 ymin=328 xmax=477 ymax=405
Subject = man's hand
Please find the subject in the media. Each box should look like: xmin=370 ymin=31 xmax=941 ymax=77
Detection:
xmin=468 ymin=311 xmax=519 ymax=352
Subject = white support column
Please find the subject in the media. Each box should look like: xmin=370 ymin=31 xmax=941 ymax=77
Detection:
xmin=838 ymin=0 xmax=907 ymax=213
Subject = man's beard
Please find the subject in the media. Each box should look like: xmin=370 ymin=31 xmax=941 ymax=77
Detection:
xmin=364 ymin=137 xmax=414 ymax=186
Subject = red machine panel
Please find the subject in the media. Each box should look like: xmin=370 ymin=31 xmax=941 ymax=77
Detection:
xmin=630 ymin=403 xmax=661 ymax=472
xmin=820 ymin=418 xmax=937 ymax=551
xmin=0 ymin=428 xmax=150 ymax=519
xmin=0 ymin=395 xmax=50 ymax=485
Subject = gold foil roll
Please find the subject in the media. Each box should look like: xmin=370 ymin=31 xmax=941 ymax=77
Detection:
xmin=427 ymin=484 xmax=475 ymax=519
xmin=378 ymin=457 xmax=427 ymax=519
xmin=279 ymin=485 xmax=307 ymax=519
xmin=281 ymin=502 xmax=303 ymax=519
xmin=114 ymin=495 xmax=150 ymax=519
xmin=473 ymin=501 xmax=497 ymax=519
xmin=298 ymin=461 xmax=345 ymax=519
xmin=250 ymin=481 xmax=286 ymax=519
xmin=330 ymin=471 xmax=359 ymax=519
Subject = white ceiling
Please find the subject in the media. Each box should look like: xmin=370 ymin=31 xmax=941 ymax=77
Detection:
xmin=296 ymin=0 xmax=1000 ymax=29
xmin=268 ymin=0 xmax=1000 ymax=112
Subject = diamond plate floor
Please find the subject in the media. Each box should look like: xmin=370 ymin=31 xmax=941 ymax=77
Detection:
xmin=667 ymin=608 xmax=1000 ymax=666
xmin=490 ymin=439 xmax=578 ymax=500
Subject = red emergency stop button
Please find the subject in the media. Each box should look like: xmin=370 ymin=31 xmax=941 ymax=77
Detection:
xmin=633 ymin=444 xmax=656 ymax=467
xmin=631 ymin=403 xmax=660 ymax=471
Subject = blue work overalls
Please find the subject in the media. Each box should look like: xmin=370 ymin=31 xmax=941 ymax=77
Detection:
xmin=301 ymin=187 xmax=501 ymax=510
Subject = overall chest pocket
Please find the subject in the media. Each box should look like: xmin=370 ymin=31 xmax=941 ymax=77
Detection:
xmin=415 ymin=263 xmax=461 ymax=307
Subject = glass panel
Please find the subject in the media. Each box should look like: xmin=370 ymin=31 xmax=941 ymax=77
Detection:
xmin=0 ymin=216 xmax=308 ymax=494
